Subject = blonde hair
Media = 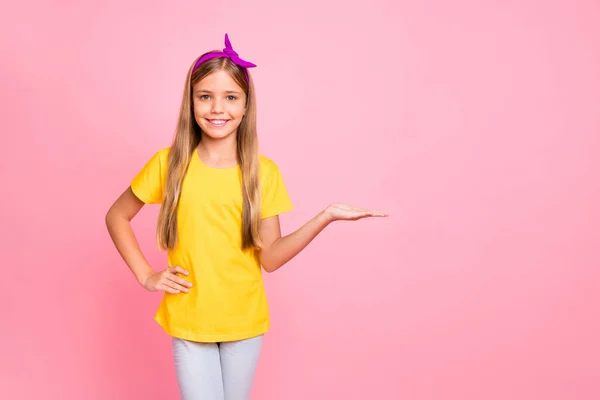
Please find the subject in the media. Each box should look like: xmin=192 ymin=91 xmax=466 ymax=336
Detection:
xmin=156 ymin=53 xmax=262 ymax=251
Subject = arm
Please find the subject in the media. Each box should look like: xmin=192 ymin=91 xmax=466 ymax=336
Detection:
xmin=105 ymin=187 xmax=155 ymax=285
xmin=259 ymin=203 xmax=388 ymax=273
xmin=259 ymin=210 xmax=332 ymax=273
xmin=105 ymin=187 xmax=192 ymax=293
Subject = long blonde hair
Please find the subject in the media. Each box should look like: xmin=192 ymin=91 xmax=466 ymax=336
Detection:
xmin=156 ymin=53 xmax=262 ymax=251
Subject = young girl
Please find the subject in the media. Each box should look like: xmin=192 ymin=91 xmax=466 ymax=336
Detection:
xmin=105 ymin=34 xmax=387 ymax=400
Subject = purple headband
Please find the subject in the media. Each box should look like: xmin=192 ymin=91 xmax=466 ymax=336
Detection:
xmin=193 ymin=34 xmax=256 ymax=82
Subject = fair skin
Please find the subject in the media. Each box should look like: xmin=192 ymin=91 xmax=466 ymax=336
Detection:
xmin=105 ymin=69 xmax=388 ymax=295
xmin=193 ymin=70 xmax=246 ymax=168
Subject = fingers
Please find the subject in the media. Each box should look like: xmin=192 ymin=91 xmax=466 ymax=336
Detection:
xmin=368 ymin=210 xmax=389 ymax=217
xmin=162 ymin=266 xmax=193 ymax=294
xmin=170 ymin=266 xmax=190 ymax=276
xmin=354 ymin=207 xmax=388 ymax=218
xmin=161 ymin=278 xmax=189 ymax=294
xmin=346 ymin=205 xmax=388 ymax=216
xmin=160 ymin=282 xmax=182 ymax=294
xmin=166 ymin=272 xmax=193 ymax=291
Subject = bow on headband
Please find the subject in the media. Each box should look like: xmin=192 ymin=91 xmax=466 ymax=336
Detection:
xmin=193 ymin=34 xmax=257 ymax=81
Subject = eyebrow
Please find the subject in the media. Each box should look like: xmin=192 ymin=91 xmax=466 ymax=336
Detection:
xmin=195 ymin=89 xmax=242 ymax=94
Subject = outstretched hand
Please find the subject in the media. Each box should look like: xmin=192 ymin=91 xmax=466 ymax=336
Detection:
xmin=324 ymin=203 xmax=389 ymax=222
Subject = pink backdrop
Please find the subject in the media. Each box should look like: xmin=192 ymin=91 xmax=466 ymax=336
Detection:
xmin=2 ymin=0 xmax=599 ymax=399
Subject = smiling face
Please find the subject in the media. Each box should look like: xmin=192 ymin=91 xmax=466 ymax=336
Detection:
xmin=192 ymin=69 xmax=247 ymax=141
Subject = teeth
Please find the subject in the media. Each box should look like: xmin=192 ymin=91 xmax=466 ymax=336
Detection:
xmin=209 ymin=120 xmax=227 ymax=125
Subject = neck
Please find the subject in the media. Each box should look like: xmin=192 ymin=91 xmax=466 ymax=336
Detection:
xmin=197 ymin=132 xmax=238 ymax=165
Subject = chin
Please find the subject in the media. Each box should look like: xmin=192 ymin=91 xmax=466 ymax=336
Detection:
xmin=200 ymin=127 xmax=238 ymax=140
xmin=204 ymin=132 xmax=235 ymax=140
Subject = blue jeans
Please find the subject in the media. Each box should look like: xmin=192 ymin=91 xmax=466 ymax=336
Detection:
xmin=172 ymin=335 xmax=264 ymax=400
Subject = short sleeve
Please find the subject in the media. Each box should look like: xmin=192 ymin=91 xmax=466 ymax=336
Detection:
xmin=130 ymin=149 xmax=168 ymax=204
xmin=261 ymin=159 xmax=293 ymax=219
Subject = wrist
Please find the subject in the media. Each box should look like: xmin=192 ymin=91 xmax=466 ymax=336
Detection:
xmin=136 ymin=267 xmax=154 ymax=287
xmin=319 ymin=208 xmax=334 ymax=225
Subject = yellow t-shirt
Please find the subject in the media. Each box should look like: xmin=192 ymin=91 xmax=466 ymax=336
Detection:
xmin=130 ymin=147 xmax=293 ymax=342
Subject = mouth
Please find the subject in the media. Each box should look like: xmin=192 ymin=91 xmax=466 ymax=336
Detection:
xmin=206 ymin=119 xmax=230 ymax=128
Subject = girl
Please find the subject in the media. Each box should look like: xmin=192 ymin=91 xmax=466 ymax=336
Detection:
xmin=105 ymin=34 xmax=388 ymax=400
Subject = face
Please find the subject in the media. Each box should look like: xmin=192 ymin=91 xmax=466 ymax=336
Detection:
xmin=192 ymin=69 xmax=247 ymax=140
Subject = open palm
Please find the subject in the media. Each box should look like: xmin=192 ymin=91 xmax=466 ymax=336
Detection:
xmin=325 ymin=203 xmax=389 ymax=222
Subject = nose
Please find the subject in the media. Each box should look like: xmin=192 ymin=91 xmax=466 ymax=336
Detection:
xmin=211 ymin=97 xmax=225 ymax=113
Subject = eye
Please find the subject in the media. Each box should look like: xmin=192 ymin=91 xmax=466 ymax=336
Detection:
xmin=199 ymin=95 xmax=210 ymax=100
xmin=227 ymin=95 xmax=238 ymax=101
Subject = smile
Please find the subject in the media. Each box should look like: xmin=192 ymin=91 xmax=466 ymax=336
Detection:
xmin=206 ymin=119 xmax=230 ymax=127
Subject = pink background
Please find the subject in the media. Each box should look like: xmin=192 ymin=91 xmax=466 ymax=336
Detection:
xmin=2 ymin=0 xmax=599 ymax=399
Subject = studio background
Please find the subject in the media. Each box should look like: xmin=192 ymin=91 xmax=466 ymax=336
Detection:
xmin=1 ymin=0 xmax=599 ymax=399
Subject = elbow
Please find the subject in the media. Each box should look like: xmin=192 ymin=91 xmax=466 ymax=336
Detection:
xmin=259 ymin=255 xmax=280 ymax=273
xmin=260 ymin=239 xmax=283 ymax=273
xmin=105 ymin=208 xmax=114 ymax=227
xmin=105 ymin=207 xmax=127 ymax=230
xmin=261 ymin=261 xmax=278 ymax=273
xmin=105 ymin=206 xmax=119 ymax=227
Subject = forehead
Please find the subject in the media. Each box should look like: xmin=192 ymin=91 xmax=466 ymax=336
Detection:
xmin=193 ymin=70 xmax=244 ymax=93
